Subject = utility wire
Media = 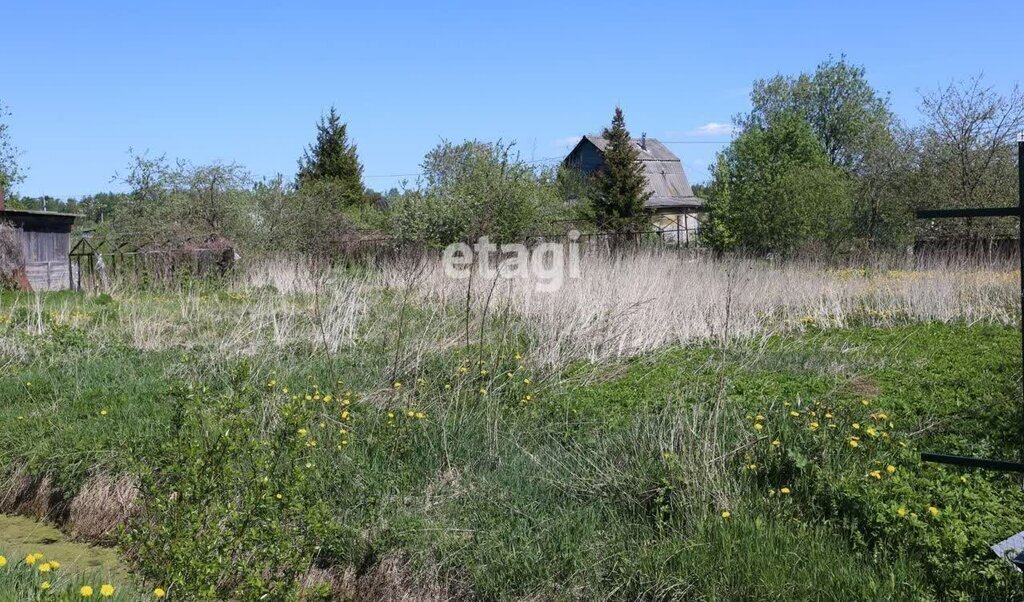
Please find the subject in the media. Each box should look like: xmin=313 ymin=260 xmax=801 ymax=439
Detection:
xmin=362 ymin=141 xmax=732 ymax=179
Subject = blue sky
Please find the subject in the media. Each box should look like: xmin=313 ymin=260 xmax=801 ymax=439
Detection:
xmin=5 ymin=0 xmax=1023 ymax=198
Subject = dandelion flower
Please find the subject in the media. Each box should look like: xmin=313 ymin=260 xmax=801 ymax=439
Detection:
xmin=80 ymin=585 xmax=94 ymax=597
xmin=852 ymin=423 xmax=861 ymax=430
xmin=748 ymin=463 xmax=757 ymax=470
xmin=928 ymin=506 xmax=940 ymax=517
xmin=101 ymin=584 xmax=115 ymax=596
xmin=38 ymin=562 xmax=52 ymax=572
xmin=808 ymin=422 xmax=819 ymax=430
xmin=40 ymin=581 xmax=51 ymax=590
xmin=25 ymin=553 xmax=40 ymax=565
xmin=771 ymin=440 xmax=780 ymax=446
xmin=100 ymin=410 xmax=108 ymax=416
xmin=897 ymin=507 xmax=907 ymax=517
xmin=415 ymin=412 xmax=425 ymax=419
xmin=753 ymin=423 xmax=764 ymax=430
xmin=789 ymin=411 xmax=799 ymax=417
xmin=407 ymin=410 xmax=415 ymax=417
xmin=393 ymin=382 xmax=402 ymax=389
xmin=49 ymin=560 xmax=59 ymax=569
xmin=780 ymin=487 xmax=791 ymax=494
xmin=861 ymin=399 xmax=869 ymax=406
xmin=849 ymin=440 xmax=859 ymax=448
xmin=755 ymin=415 xmax=765 ymax=421
xmin=0 ymin=555 xmax=6 ymax=567
xmin=886 ymin=465 xmax=896 ymax=474
xmin=154 ymin=588 xmax=167 ymax=598
xmin=721 ymin=511 xmax=731 ymax=519
xmin=869 ymin=470 xmax=882 ymax=480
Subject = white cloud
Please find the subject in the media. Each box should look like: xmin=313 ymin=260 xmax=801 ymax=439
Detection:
xmin=551 ymin=135 xmax=584 ymax=150
xmin=687 ymin=122 xmax=736 ymax=137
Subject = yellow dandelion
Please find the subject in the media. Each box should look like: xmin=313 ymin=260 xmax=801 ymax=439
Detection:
xmin=721 ymin=511 xmax=731 ymax=519
xmin=849 ymin=440 xmax=859 ymax=448
xmin=897 ymin=507 xmax=907 ymax=517
xmin=753 ymin=423 xmax=764 ymax=431
xmin=861 ymin=399 xmax=869 ymax=406
xmin=393 ymin=382 xmax=402 ymax=389
xmin=49 ymin=560 xmax=59 ymax=569
xmin=824 ymin=412 xmax=833 ymax=418
xmin=808 ymin=422 xmax=819 ymax=430
xmin=444 ymin=383 xmax=452 ymax=390
xmin=789 ymin=411 xmax=799 ymax=417
xmin=154 ymin=588 xmax=167 ymax=598
xmin=771 ymin=439 xmax=781 ymax=446
xmin=100 ymin=409 xmax=108 ymax=416
xmin=869 ymin=470 xmax=882 ymax=480
xmin=415 ymin=412 xmax=425 ymax=419
xmin=80 ymin=585 xmax=94 ymax=597
xmin=748 ymin=463 xmax=757 ymax=470
xmin=101 ymin=584 xmax=115 ymax=597
xmin=25 ymin=553 xmax=40 ymax=566
xmin=780 ymin=487 xmax=791 ymax=494
xmin=886 ymin=465 xmax=896 ymax=474
xmin=928 ymin=506 xmax=939 ymax=517
xmin=755 ymin=414 xmax=765 ymax=421
xmin=852 ymin=423 xmax=861 ymax=430
xmin=40 ymin=581 xmax=51 ymax=590
xmin=0 ymin=555 xmax=6 ymax=567
xmin=38 ymin=562 xmax=52 ymax=573
xmin=523 ymin=378 xmax=531 ymax=385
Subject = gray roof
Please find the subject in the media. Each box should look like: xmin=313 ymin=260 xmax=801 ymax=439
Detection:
xmin=571 ymin=136 xmax=704 ymax=212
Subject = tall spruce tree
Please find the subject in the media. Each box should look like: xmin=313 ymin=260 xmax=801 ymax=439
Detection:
xmin=296 ymin=107 xmax=365 ymax=205
xmin=592 ymin=107 xmax=651 ymax=232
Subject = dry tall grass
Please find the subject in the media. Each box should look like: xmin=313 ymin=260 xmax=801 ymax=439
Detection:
xmin=387 ymin=247 xmax=1020 ymax=366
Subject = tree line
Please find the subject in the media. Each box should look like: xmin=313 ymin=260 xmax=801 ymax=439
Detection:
xmin=1 ymin=56 xmax=1021 ymax=258
xmin=702 ymin=57 xmax=1023 ymax=255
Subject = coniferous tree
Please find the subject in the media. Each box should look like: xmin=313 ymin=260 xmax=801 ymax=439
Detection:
xmin=296 ymin=107 xmax=365 ymax=206
xmin=592 ymin=107 xmax=652 ymax=232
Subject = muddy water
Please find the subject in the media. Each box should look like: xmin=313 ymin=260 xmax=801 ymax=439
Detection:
xmin=0 ymin=514 xmax=132 ymax=583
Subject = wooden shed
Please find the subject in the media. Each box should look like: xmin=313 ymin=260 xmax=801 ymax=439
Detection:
xmin=0 ymin=191 xmax=78 ymax=291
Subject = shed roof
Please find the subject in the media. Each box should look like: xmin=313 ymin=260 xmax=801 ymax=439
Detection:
xmin=567 ymin=136 xmax=705 ymax=212
xmin=0 ymin=208 xmax=80 ymax=219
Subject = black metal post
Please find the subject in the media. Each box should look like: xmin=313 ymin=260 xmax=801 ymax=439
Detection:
xmin=1019 ymin=137 xmax=1024 ymax=415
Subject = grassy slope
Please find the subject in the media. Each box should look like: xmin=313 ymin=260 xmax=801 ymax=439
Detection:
xmin=0 ymin=290 xmax=1022 ymax=599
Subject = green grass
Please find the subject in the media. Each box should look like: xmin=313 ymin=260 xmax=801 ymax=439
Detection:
xmin=0 ymin=286 xmax=1022 ymax=599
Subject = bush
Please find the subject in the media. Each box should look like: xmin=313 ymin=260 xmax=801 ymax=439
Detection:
xmin=0 ymin=221 xmax=25 ymax=289
xmin=389 ymin=140 xmax=567 ymax=247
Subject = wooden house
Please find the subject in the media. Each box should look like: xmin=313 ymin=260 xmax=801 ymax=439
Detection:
xmin=0 ymin=189 xmax=78 ymax=290
xmin=563 ymin=135 xmax=705 ymax=242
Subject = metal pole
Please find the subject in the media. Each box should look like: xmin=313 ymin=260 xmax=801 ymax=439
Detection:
xmin=1019 ymin=136 xmax=1024 ymax=414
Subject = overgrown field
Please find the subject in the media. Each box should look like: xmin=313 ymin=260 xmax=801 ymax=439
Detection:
xmin=0 ymin=251 xmax=1022 ymax=600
